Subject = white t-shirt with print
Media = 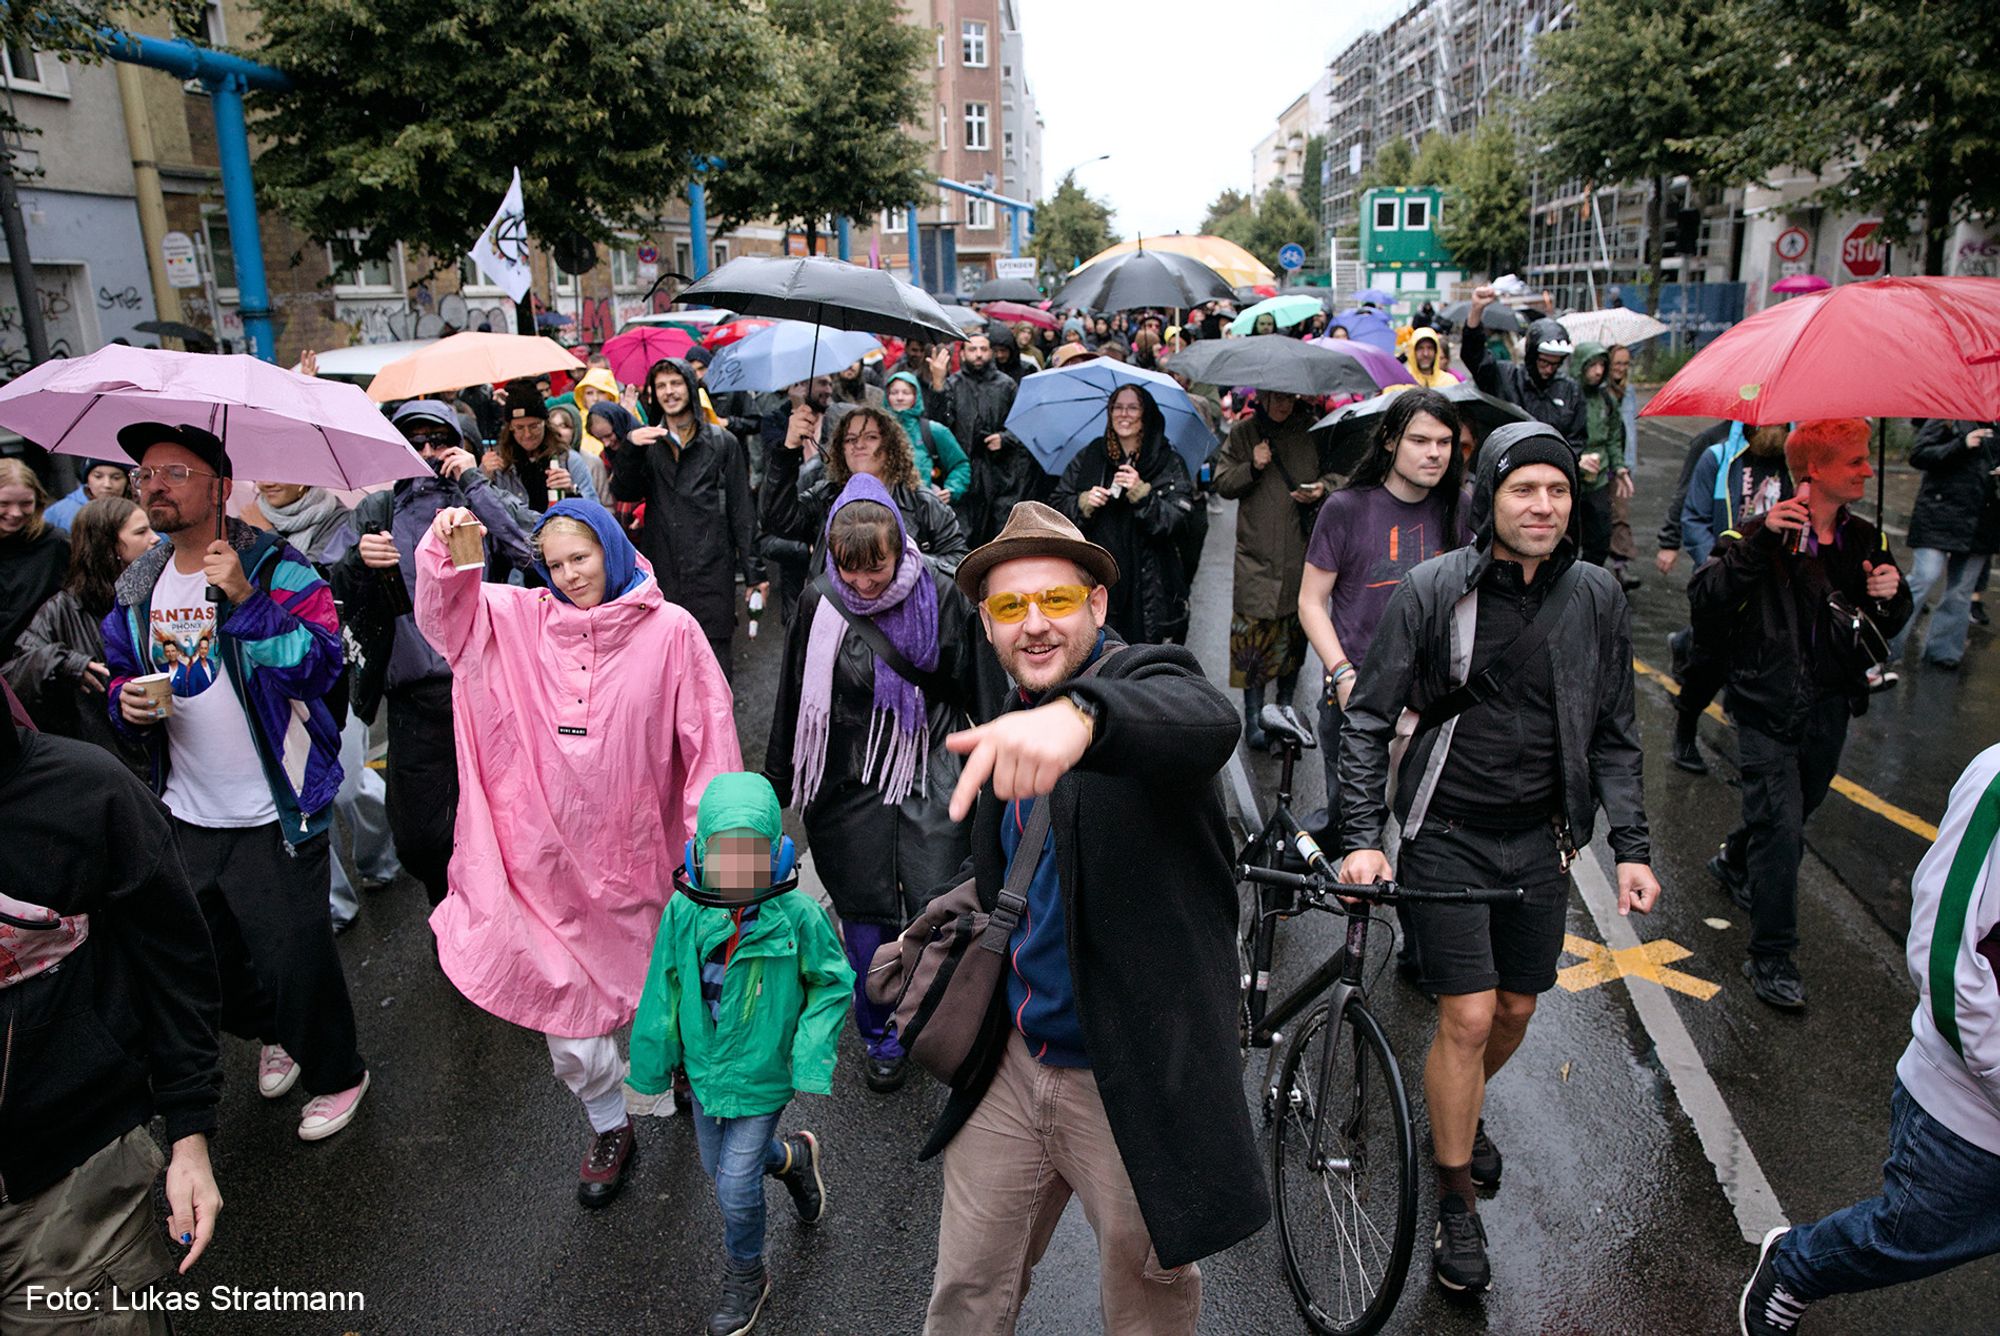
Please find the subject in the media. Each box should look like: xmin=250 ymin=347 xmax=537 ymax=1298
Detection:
xmin=150 ymin=559 xmax=277 ymax=828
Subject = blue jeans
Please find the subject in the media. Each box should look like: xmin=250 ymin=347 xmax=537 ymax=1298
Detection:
xmin=1773 ymin=1081 xmax=2000 ymax=1301
xmin=689 ymin=1097 xmax=787 ymax=1265
xmin=1888 ymin=547 xmax=1984 ymax=665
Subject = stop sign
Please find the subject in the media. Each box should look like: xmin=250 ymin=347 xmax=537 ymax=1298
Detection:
xmin=1842 ymin=220 xmax=1885 ymax=279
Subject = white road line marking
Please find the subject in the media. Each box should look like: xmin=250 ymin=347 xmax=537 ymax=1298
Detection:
xmin=1572 ymin=843 xmax=1788 ymax=1244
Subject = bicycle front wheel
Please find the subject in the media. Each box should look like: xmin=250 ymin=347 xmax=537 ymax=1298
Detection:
xmin=1272 ymin=997 xmax=1418 ymax=1336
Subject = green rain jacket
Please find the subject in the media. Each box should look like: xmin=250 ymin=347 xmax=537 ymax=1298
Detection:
xmin=628 ymin=774 xmax=854 ymax=1117
xmin=1574 ymin=340 xmax=1623 ymax=491
xmin=887 ymin=371 xmax=972 ymax=495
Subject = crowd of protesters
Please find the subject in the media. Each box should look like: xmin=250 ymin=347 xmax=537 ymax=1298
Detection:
xmin=0 ymin=275 xmax=1993 ymax=1336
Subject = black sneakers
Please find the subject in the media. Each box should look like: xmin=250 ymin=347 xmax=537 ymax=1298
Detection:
xmin=1432 ymin=1195 xmax=1491 ymax=1292
xmin=1469 ymin=1120 xmax=1503 ymax=1191
xmin=1740 ymin=1226 xmax=1808 ymax=1334
xmin=1672 ymin=711 xmax=1709 ymax=775
xmin=866 ymin=1053 xmax=909 ymax=1093
xmin=1743 ymin=956 xmax=1808 ymax=1011
xmin=1708 ymin=849 xmax=1753 ymax=911
xmin=707 ymin=1257 xmax=771 ymax=1336
xmin=771 ymin=1131 xmax=825 ymax=1224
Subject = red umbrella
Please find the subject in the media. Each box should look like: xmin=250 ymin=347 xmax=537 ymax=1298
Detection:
xmin=702 ymin=317 xmax=778 ymax=351
xmin=1770 ymin=273 xmax=1832 ymax=295
xmin=1641 ymin=277 xmax=2000 ymax=425
xmin=601 ymin=326 xmax=695 ymax=384
xmin=981 ymin=300 xmax=1059 ymax=331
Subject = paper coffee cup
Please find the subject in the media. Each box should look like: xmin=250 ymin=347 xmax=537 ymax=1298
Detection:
xmin=446 ymin=521 xmax=484 ymax=571
xmin=134 ymin=672 xmax=174 ymax=718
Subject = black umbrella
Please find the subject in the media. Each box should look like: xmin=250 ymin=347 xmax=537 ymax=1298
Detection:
xmin=1168 ymin=337 xmax=1382 ymax=399
xmin=133 ymin=319 xmax=215 ymax=346
xmin=1051 ymin=249 xmax=1233 ymax=314
xmin=1440 ymin=300 xmax=1523 ymax=334
xmin=971 ymin=277 xmax=1042 ymax=302
xmin=1309 ymin=382 xmax=1529 ymax=476
xmin=676 ymin=255 xmax=968 ymax=344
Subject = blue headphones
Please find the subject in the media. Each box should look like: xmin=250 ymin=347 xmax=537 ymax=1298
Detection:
xmin=677 ymin=832 xmax=799 ymax=908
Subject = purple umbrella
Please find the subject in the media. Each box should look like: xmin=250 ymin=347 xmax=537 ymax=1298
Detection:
xmin=1352 ymin=288 xmax=1396 ymax=308
xmin=1329 ymin=309 xmax=1399 ymax=354
xmin=0 ymin=345 xmax=431 ymax=488
xmin=1770 ymin=273 xmax=1832 ymax=295
xmin=1310 ymin=335 xmax=1414 ymax=388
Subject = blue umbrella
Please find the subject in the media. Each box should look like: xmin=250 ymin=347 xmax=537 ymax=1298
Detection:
xmin=1004 ymin=360 xmax=1216 ymax=477
xmin=1352 ymin=288 xmax=1396 ymax=309
xmin=1332 ymin=308 xmax=1398 ymax=354
xmin=703 ymin=320 xmax=882 ymax=394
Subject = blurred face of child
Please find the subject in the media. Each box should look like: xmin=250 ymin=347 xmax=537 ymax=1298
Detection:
xmin=706 ymin=830 xmax=772 ymax=900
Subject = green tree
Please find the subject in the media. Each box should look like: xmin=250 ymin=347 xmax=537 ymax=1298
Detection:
xmin=1362 ymin=137 xmax=1416 ymax=191
xmin=1689 ymin=0 xmax=2000 ymax=275
xmin=1411 ymin=131 xmax=1464 ymax=189
xmin=1535 ymin=0 xmax=1748 ymax=292
xmin=1298 ymin=134 xmax=1325 ymax=227
xmin=1030 ymin=171 xmax=1116 ymax=276
xmin=703 ymin=0 xmax=932 ymax=256
xmin=1435 ymin=119 xmax=1529 ymax=275
xmin=250 ymin=0 xmax=779 ymax=273
xmin=1200 ymin=188 xmax=1254 ymax=238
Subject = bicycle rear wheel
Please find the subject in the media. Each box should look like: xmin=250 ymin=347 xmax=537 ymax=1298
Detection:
xmin=1272 ymin=997 xmax=1417 ymax=1336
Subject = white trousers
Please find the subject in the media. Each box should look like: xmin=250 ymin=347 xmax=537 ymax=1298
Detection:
xmin=545 ymin=1033 xmax=628 ymax=1133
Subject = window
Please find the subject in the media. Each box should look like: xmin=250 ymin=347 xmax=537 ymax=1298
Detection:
xmin=177 ymin=0 xmax=226 ymax=45
xmin=202 ymin=212 xmax=237 ymax=296
xmin=1404 ymin=198 xmax=1430 ymax=230
xmin=967 ymin=198 xmax=994 ymax=231
xmin=458 ymin=255 xmax=503 ymax=296
xmin=881 ymin=209 xmax=908 ymax=235
xmin=610 ymin=240 xmax=642 ymax=290
xmin=1373 ymin=198 xmax=1400 ymax=231
xmin=1004 ymin=130 xmax=1016 ymax=160
xmin=962 ymin=21 xmax=988 ymax=67
xmin=963 ymin=102 xmax=990 ymax=151
xmin=1 ymin=39 xmax=68 ymax=96
xmin=712 ymin=242 xmax=729 ymax=266
xmin=674 ymin=242 xmax=692 ymax=279
xmin=937 ymin=104 xmax=948 ymax=150
xmin=329 ymin=234 xmax=399 ymax=294
xmin=552 ymin=258 xmax=578 ymax=296
xmin=936 ymin=26 xmax=946 ymax=67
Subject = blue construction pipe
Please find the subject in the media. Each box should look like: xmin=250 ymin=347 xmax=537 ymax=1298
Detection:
xmin=836 ymin=216 xmax=852 ymax=262
xmin=688 ymin=181 xmax=710 ymax=279
xmin=94 ymin=28 xmax=288 ymax=89
xmin=906 ymin=204 xmax=922 ymax=290
xmin=205 ymin=78 xmax=276 ymax=362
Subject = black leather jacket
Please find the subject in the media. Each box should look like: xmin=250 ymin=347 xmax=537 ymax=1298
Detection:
xmin=758 ymin=447 xmax=969 ymax=577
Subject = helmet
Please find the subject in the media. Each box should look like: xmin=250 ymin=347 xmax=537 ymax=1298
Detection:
xmin=1522 ymin=318 xmax=1574 ymax=385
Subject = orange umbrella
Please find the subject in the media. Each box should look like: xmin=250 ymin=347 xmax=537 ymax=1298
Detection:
xmin=365 ymin=332 xmax=585 ymax=403
xmin=1076 ymin=235 xmax=1275 ymax=291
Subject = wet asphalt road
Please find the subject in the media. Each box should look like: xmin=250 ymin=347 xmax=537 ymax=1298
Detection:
xmin=157 ymin=416 xmax=2000 ymax=1334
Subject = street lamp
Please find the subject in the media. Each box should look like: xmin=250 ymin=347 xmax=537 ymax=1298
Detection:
xmin=1056 ymin=153 xmax=1110 ymax=186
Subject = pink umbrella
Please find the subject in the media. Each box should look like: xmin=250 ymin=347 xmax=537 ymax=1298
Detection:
xmin=982 ymin=300 xmax=1059 ymax=331
xmin=601 ymin=326 xmax=695 ymax=385
xmin=0 ymin=344 xmax=430 ymax=488
xmin=1771 ymin=273 xmax=1832 ymax=294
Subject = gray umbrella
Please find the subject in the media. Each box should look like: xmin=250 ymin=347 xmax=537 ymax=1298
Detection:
xmin=676 ymin=255 xmax=968 ymax=343
xmin=1168 ymin=337 xmax=1383 ymax=399
xmin=1440 ymin=299 xmax=1523 ymax=334
xmin=938 ymin=303 xmax=989 ymax=330
xmin=971 ymin=277 xmax=1042 ymax=302
xmin=1309 ymin=382 xmax=1529 ymax=476
xmin=1051 ymin=249 xmax=1234 ymax=314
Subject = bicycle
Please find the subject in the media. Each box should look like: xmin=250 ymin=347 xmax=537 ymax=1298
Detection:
xmin=1233 ymin=704 xmax=1522 ymax=1335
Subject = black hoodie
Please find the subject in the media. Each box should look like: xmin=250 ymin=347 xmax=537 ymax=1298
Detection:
xmin=0 ymin=707 xmax=221 ymax=1202
xmin=1462 ymin=317 xmax=1588 ymax=453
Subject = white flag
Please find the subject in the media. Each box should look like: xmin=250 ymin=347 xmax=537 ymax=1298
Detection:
xmin=468 ymin=168 xmax=532 ymax=303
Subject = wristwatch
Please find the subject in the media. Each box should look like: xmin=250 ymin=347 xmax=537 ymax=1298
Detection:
xmin=1064 ymin=693 xmax=1100 ymax=748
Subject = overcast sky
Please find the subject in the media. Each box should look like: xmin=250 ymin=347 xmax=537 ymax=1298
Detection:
xmin=1014 ymin=0 xmax=1412 ymax=238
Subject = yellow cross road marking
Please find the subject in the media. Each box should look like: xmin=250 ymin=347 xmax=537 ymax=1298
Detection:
xmin=1630 ymin=656 xmax=1940 ymax=842
xmin=1558 ymin=932 xmax=1721 ymax=1001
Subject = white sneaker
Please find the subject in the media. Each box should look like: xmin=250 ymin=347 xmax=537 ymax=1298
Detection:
xmin=258 ymin=1044 xmax=300 ymax=1099
xmin=625 ymin=1082 xmax=677 ymax=1118
xmin=298 ymin=1071 xmax=370 ymax=1142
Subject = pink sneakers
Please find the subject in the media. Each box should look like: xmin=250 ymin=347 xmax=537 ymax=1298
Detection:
xmin=257 ymin=1044 xmax=300 ymax=1099
xmin=297 ymin=1071 xmax=371 ymax=1142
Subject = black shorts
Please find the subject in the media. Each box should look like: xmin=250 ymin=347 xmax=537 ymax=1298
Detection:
xmin=1399 ymin=819 xmax=1571 ymax=996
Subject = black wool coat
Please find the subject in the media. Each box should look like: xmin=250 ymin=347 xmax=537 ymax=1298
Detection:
xmin=918 ymin=641 xmax=1269 ymax=1269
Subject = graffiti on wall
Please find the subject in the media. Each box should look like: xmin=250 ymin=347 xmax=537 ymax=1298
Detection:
xmin=97 ymin=285 xmax=143 ymax=312
xmin=334 ymin=291 xmax=515 ymax=344
xmin=1954 ymin=236 xmax=1998 ymax=278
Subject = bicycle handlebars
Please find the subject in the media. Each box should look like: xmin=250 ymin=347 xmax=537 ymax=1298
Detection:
xmin=1239 ymin=863 xmax=1525 ymax=907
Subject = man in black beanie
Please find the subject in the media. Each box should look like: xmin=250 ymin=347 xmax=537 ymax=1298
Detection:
xmin=1336 ymin=421 xmax=1658 ymax=1295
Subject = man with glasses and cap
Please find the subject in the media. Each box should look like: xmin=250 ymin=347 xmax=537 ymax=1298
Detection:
xmin=102 ymin=421 xmax=372 ymax=1142
xmin=333 ymin=400 xmax=534 ymax=912
xmin=917 ymin=501 xmax=1266 ymax=1335
xmin=1460 ymin=285 xmax=1588 ymax=456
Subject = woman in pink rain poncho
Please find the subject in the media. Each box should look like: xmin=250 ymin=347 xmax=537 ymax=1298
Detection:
xmin=415 ymin=497 xmax=740 ymax=1209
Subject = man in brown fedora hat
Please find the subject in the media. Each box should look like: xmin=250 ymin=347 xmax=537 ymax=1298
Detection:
xmin=917 ymin=501 xmax=1266 ymax=1334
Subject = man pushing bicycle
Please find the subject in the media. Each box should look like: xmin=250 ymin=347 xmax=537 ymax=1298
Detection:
xmin=1336 ymin=422 xmax=1660 ymax=1294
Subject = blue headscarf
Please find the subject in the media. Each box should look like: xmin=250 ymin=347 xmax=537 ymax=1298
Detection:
xmin=532 ymin=498 xmax=646 ymax=605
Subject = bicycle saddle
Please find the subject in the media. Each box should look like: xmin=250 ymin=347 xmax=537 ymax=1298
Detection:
xmin=1258 ymin=703 xmax=1317 ymax=750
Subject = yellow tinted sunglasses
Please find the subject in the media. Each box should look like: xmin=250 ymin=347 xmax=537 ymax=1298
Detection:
xmin=982 ymin=584 xmax=1091 ymax=624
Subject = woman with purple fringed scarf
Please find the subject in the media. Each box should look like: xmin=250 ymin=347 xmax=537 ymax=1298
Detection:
xmin=764 ymin=473 xmax=1002 ymax=1094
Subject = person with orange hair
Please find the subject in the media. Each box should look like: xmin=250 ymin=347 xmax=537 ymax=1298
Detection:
xmin=1689 ymin=418 xmax=1911 ymax=1011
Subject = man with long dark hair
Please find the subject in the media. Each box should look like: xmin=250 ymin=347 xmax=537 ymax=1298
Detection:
xmin=1300 ymin=388 xmax=1469 ymax=973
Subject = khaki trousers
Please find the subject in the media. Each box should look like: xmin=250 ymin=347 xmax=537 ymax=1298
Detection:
xmin=925 ymin=1032 xmax=1200 ymax=1335
xmin=0 ymin=1128 xmax=174 ymax=1334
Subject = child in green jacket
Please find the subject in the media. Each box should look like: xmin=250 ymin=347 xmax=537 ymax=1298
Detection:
xmin=630 ymin=772 xmax=853 ymax=1336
